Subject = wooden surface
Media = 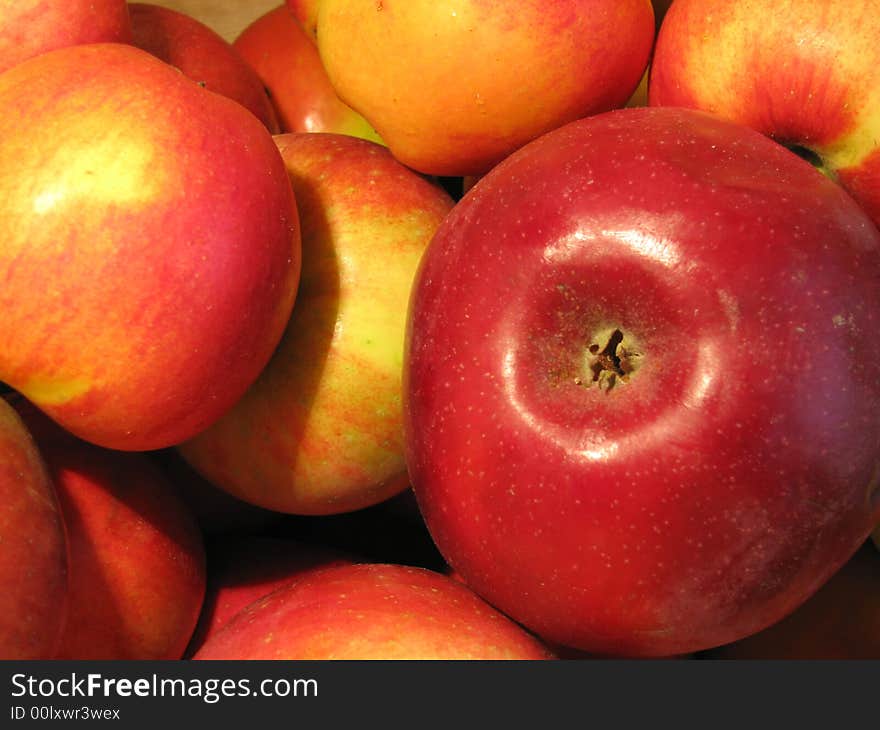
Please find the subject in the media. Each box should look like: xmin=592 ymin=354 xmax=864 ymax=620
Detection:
xmin=147 ymin=0 xmax=281 ymax=42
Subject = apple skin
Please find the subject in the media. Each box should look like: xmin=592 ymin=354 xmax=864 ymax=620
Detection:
xmin=0 ymin=397 xmax=68 ymax=659
xmin=233 ymin=5 xmax=381 ymax=143
xmin=193 ymin=563 xmax=555 ymax=660
xmin=129 ymin=3 xmax=280 ymax=133
xmin=312 ymin=0 xmax=655 ymax=176
xmin=0 ymin=0 xmax=132 ymax=73
xmin=403 ymin=105 xmax=880 ymax=657
xmin=178 ymin=132 xmax=454 ymax=515
xmin=648 ymin=0 xmax=880 ymax=227
xmin=0 ymin=43 xmax=300 ymax=451
xmin=9 ymin=396 xmax=206 ymax=660
xmin=185 ymin=536 xmax=351 ymax=656
xmin=700 ymin=540 xmax=880 ymax=659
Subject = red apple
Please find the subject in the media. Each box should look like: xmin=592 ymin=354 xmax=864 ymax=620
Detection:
xmin=178 ymin=133 xmax=454 ymax=515
xmin=0 ymin=397 xmax=68 ymax=659
xmin=0 ymin=0 xmax=132 ymax=73
xmin=10 ymin=396 xmax=206 ymax=660
xmin=404 ymin=106 xmax=880 ymax=657
xmin=185 ymin=536 xmax=351 ymax=656
xmin=193 ymin=563 xmax=555 ymax=659
xmin=702 ymin=541 xmax=880 ymax=659
xmin=649 ymin=0 xmax=880 ymax=227
xmin=129 ymin=2 xmax=280 ymax=133
xmin=0 ymin=43 xmax=300 ymax=451
xmin=233 ymin=5 xmax=381 ymax=142
xmin=311 ymin=0 xmax=655 ymax=176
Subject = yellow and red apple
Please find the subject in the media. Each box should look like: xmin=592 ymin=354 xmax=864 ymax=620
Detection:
xmin=0 ymin=43 xmax=300 ymax=451
xmin=178 ymin=132 xmax=454 ymax=515
xmin=309 ymin=0 xmax=654 ymax=176
xmin=649 ymin=0 xmax=880 ymax=227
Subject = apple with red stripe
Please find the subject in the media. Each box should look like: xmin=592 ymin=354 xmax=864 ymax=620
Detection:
xmin=649 ymin=0 xmax=880 ymax=227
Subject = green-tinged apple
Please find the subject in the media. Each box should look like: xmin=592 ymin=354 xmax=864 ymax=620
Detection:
xmin=404 ymin=106 xmax=880 ymax=657
xmin=702 ymin=541 xmax=880 ymax=659
xmin=0 ymin=0 xmax=132 ymax=73
xmin=178 ymin=132 xmax=454 ymax=515
xmin=0 ymin=43 xmax=300 ymax=451
xmin=309 ymin=0 xmax=654 ymax=176
xmin=185 ymin=536 xmax=351 ymax=656
xmin=193 ymin=563 xmax=555 ymax=659
xmin=649 ymin=0 xmax=880 ymax=227
xmin=10 ymin=396 xmax=206 ymax=660
xmin=129 ymin=3 xmax=280 ymax=133
xmin=234 ymin=5 xmax=381 ymax=142
xmin=0 ymin=397 xmax=68 ymax=659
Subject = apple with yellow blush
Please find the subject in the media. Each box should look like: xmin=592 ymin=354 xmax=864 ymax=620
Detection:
xmin=309 ymin=0 xmax=654 ymax=176
xmin=178 ymin=132 xmax=453 ymax=515
xmin=649 ymin=0 xmax=880 ymax=227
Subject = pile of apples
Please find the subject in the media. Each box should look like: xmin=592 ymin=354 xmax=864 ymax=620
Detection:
xmin=1 ymin=0 xmax=878 ymax=661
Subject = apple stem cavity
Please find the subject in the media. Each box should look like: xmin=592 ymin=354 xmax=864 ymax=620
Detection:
xmin=786 ymin=144 xmax=835 ymax=181
xmin=582 ymin=328 xmax=639 ymax=392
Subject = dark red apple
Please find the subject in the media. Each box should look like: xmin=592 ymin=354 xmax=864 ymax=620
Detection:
xmin=702 ymin=540 xmax=880 ymax=659
xmin=404 ymin=106 xmax=880 ymax=657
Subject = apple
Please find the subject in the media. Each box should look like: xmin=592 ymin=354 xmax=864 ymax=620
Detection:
xmin=0 ymin=42 xmax=300 ymax=451
xmin=9 ymin=396 xmax=206 ymax=659
xmin=648 ymin=0 xmax=880 ymax=227
xmin=129 ymin=2 xmax=280 ymax=133
xmin=185 ymin=536 xmax=351 ymax=656
xmin=310 ymin=0 xmax=655 ymax=176
xmin=701 ymin=541 xmax=880 ymax=659
xmin=233 ymin=5 xmax=381 ymax=143
xmin=193 ymin=563 xmax=555 ymax=659
xmin=403 ymin=105 xmax=880 ymax=657
xmin=0 ymin=397 xmax=68 ymax=659
xmin=178 ymin=132 xmax=454 ymax=515
xmin=0 ymin=0 xmax=132 ymax=73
